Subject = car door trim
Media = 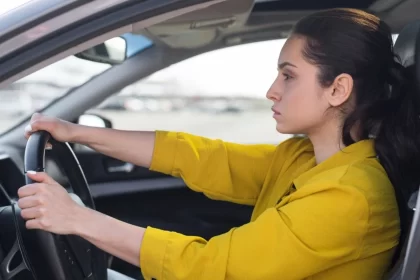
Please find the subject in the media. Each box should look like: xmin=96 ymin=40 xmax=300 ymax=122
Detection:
xmin=89 ymin=177 xmax=186 ymax=198
xmin=0 ymin=0 xmax=87 ymax=42
xmin=0 ymin=0 xmax=132 ymax=59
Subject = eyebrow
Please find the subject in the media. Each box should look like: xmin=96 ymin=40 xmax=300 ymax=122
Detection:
xmin=277 ymin=62 xmax=297 ymax=69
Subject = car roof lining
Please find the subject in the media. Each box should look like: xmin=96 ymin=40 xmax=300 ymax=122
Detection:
xmin=252 ymin=0 xmax=378 ymax=12
xmin=134 ymin=0 xmax=417 ymax=50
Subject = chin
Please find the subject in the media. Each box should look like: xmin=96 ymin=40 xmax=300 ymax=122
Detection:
xmin=275 ymin=123 xmax=302 ymax=135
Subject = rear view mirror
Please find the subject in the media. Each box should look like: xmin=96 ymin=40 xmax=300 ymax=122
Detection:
xmin=75 ymin=37 xmax=127 ymax=65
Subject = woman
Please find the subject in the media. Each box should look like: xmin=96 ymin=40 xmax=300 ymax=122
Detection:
xmin=18 ymin=8 xmax=420 ymax=280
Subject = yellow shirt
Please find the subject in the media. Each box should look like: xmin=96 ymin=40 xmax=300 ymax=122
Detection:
xmin=140 ymin=131 xmax=400 ymax=280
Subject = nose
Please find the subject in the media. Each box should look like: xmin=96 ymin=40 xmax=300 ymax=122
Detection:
xmin=266 ymin=78 xmax=282 ymax=101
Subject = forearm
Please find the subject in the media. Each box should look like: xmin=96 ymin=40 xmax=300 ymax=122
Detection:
xmin=72 ymin=125 xmax=156 ymax=168
xmin=73 ymin=206 xmax=145 ymax=267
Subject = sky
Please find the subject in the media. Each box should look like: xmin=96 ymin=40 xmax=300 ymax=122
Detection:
xmin=0 ymin=0 xmax=32 ymax=15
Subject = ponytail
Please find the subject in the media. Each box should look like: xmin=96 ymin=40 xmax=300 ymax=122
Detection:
xmin=376 ymin=59 xmax=420 ymax=195
xmin=343 ymin=56 xmax=420 ymax=263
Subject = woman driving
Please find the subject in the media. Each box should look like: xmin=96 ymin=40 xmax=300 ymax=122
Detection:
xmin=18 ymin=8 xmax=420 ymax=280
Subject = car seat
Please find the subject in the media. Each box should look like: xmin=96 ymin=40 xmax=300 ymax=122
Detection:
xmin=384 ymin=20 xmax=420 ymax=280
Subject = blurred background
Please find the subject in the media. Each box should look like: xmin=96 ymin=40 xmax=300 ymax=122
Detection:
xmin=0 ymin=35 xmax=292 ymax=144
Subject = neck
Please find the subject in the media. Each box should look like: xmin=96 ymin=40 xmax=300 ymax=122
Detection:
xmin=308 ymin=124 xmax=345 ymax=164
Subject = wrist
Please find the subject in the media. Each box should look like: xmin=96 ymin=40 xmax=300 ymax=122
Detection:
xmin=68 ymin=122 xmax=83 ymax=143
xmin=70 ymin=123 xmax=95 ymax=145
xmin=71 ymin=205 xmax=95 ymax=237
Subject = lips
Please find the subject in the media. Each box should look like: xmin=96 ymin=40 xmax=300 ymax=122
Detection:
xmin=271 ymin=107 xmax=281 ymax=115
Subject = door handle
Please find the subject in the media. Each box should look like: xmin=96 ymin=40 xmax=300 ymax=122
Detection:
xmin=106 ymin=162 xmax=134 ymax=173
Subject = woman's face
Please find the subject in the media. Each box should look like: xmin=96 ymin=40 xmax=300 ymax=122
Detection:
xmin=266 ymin=36 xmax=333 ymax=135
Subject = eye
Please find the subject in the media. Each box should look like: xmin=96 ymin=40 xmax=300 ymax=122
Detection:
xmin=283 ymin=73 xmax=292 ymax=81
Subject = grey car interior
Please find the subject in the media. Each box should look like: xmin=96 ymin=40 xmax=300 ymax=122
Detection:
xmin=1 ymin=0 xmax=420 ymax=279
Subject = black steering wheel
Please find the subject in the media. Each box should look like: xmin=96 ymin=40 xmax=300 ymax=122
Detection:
xmin=11 ymin=131 xmax=107 ymax=280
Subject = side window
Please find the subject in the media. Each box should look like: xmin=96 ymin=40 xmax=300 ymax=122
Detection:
xmin=88 ymin=39 xmax=292 ymax=144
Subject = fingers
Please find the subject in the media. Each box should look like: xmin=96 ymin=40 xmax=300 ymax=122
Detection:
xmin=24 ymin=113 xmax=55 ymax=139
xmin=17 ymin=183 xmax=42 ymax=198
xmin=24 ymin=123 xmax=53 ymax=148
xmin=25 ymin=219 xmax=39 ymax=230
xmin=31 ymin=112 xmax=42 ymax=121
xmin=24 ymin=123 xmax=32 ymax=139
xmin=18 ymin=172 xmax=57 ymax=198
xmin=20 ymin=207 xmax=46 ymax=220
xmin=26 ymin=171 xmax=56 ymax=185
xmin=24 ymin=113 xmax=42 ymax=138
xmin=18 ymin=182 xmax=53 ymax=231
xmin=17 ymin=195 xmax=45 ymax=208
xmin=17 ymin=169 xmax=75 ymax=233
xmin=25 ymin=218 xmax=51 ymax=230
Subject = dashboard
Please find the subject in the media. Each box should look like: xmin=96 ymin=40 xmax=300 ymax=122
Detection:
xmin=0 ymin=154 xmax=25 ymax=205
xmin=0 ymin=145 xmax=67 ymax=207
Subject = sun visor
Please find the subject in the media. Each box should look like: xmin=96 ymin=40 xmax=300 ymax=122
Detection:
xmin=143 ymin=0 xmax=254 ymax=48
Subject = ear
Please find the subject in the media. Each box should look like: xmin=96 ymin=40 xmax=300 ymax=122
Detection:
xmin=325 ymin=73 xmax=354 ymax=107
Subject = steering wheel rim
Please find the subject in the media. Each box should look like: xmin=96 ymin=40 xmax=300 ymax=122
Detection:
xmin=11 ymin=131 xmax=107 ymax=280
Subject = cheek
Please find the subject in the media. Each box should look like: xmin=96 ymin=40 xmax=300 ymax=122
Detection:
xmin=282 ymin=79 xmax=315 ymax=111
xmin=283 ymin=79 xmax=326 ymax=123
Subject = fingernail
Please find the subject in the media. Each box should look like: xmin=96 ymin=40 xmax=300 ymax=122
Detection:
xmin=25 ymin=125 xmax=32 ymax=133
xmin=27 ymin=170 xmax=37 ymax=175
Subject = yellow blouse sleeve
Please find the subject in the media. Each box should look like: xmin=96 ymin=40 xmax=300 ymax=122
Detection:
xmin=139 ymin=184 xmax=369 ymax=280
xmin=150 ymin=131 xmax=276 ymax=205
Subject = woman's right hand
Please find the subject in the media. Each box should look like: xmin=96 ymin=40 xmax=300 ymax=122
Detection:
xmin=24 ymin=113 xmax=77 ymax=143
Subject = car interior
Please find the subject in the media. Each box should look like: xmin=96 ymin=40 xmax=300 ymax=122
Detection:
xmin=0 ymin=0 xmax=420 ymax=279
xmin=382 ymin=19 xmax=420 ymax=280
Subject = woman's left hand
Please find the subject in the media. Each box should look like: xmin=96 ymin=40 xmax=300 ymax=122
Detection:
xmin=17 ymin=171 xmax=82 ymax=235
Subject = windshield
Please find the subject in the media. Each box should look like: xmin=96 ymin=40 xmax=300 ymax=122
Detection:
xmin=0 ymin=56 xmax=110 ymax=134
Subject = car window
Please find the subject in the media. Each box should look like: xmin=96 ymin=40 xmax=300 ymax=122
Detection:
xmin=88 ymin=39 xmax=293 ymax=144
xmin=0 ymin=32 xmax=155 ymax=135
xmin=0 ymin=56 xmax=111 ymax=134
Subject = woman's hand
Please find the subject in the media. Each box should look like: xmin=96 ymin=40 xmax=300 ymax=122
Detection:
xmin=24 ymin=113 xmax=78 ymax=143
xmin=17 ymin=171 xmax=83 ymax=235
xmin=18 ymin=171 xmax=145 ymax=266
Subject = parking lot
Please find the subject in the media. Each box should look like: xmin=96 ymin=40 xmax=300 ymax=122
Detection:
xmin=88 ymin=110 xmax=292 ymax=144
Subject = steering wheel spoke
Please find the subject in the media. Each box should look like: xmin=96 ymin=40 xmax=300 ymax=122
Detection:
xmin=0 ymin=239 xmax=27 ymax=280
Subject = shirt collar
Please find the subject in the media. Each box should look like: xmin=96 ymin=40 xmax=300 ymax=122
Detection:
xmin=293 ymin=139 xmax=377 ymax=189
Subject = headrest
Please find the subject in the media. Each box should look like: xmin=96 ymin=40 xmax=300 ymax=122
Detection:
xmin=393 ymin=20 xmax=420 ymax=90
xmin=394 ymin=21 xmax=420 ymax=68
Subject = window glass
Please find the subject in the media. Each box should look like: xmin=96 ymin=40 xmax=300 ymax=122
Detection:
xmin=89 ymin=39 xmax=293 ymax=144
xmin=0 ymin=56 xmax=110 ymax=134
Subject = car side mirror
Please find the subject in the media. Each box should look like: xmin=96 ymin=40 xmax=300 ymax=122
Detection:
xmin=77 ymin=114 xmax=112 ymax=128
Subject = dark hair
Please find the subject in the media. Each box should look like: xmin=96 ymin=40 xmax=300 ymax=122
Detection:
xmin=292 ymin=8 xmax=420 ymax=260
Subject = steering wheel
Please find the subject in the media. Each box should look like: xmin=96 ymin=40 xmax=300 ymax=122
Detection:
xmin=11 ymin=131 xmax=107 ymax=280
